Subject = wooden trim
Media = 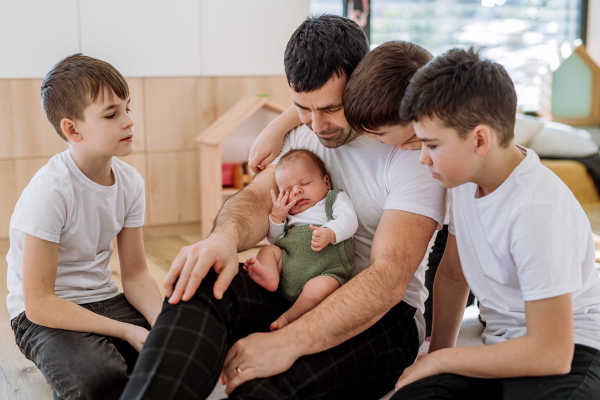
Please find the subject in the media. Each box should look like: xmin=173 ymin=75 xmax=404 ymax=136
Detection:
xmin=196 ymin=96 xmax=268 ymax=145
xmin=263 ymin=101 xmax=288 ymax=114
xmin=551 ymin=116 xmax=600 ymax=126
xmin=199 ymin=143 xmax=223 ymax=238
xmin=142 ymin=222 xmax=202 ymax=238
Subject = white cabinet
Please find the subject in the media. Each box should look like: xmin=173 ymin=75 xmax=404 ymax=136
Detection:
xmin=0 ymin=0 xmax=80 ymax=79
xmin=79 ymin=0 xmax=202 ymax=77
xmin=201 ymin=0 xmax=309 ymax=76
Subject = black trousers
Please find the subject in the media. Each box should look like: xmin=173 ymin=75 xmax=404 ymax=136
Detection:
xmin=391 ymin=344 xmax=600 ymax=400
xmin=121 ymin=265 xmax=420 ymax=400
xmin=424 ymin=225 xmax=474 ymax=337
xmin=11 ymin=293 xmax=150 ymax=400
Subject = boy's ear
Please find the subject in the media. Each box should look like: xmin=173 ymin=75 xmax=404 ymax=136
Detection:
xmin=473 ymin=125 xmax=492 ymax=158
xmin=60 ymin=118 xmax=82 ymax=143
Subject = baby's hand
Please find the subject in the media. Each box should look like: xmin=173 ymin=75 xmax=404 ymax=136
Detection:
xmin=270 ymin=189 xmax=297 ymax=224
xmin=309 ymin=225 xmax=336 ymax=252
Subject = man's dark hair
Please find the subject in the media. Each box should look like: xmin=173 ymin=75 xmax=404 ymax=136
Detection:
xmin=284 ymin=14 xmax=369 ymax=93
xmin=400 ymin=47 xmax=517 ymax=147
xmin=276 ymin=149 xmax=328 ymax=178
xmin=41 ymin=53 xmax=129 ymax=141
xmin=344 ymin=41 xmax=432 ymax=134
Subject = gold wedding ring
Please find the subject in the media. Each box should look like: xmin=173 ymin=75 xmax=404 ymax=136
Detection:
xmin=236 ymin=367 xmax=242 ymax=374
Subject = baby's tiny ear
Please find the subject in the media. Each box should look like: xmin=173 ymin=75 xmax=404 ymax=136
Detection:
xmin=324 ymin=174 xmax=331 ymax=189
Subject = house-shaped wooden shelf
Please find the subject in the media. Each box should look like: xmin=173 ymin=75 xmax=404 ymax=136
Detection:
xmin=196 ymin=96 xmax=287 ymax=238
xmin=552 ymin=44 xmax=600 ymax=126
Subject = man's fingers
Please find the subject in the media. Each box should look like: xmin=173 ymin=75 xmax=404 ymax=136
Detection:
xmin=225 ymin=367 xmax=258 ymax=395
xmin=168 ymin=255 xmax=197 ymax=304
xmin=163 ymin=252 xmax=186 ymax=297
xmin=181 ymin=255 xmax=213 ymax=302
xmin=213 ymin=258 xmax=239 ymax=299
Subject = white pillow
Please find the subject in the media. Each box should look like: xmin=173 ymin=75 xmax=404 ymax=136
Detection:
xmin=514 ymin=114 xmax=544 ymax=146
xmin=528 ymin=122 xmax=598 ymax=158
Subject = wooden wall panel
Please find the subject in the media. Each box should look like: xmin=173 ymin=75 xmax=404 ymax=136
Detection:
xmin=147 ymin=151 xmax=200 ymax=226
xmin=145 ymin=78 xmax=216 ymax=152
xmin=118 ymin=153 xmax=150 ymax=226
xmin=0 ymin=80 xmax=11 ymax=158
xmin=213 ymin=76 xmax=292 ymax=117
xmin=5 ymin=80 xmax=67 ymax=158
xmin=0 ymin=158 xmax=49 ymax=238
xmin=126 ymin=78 xmax=147 ymax=153
xmin=0 ymin=76 xmax=291 ymax=238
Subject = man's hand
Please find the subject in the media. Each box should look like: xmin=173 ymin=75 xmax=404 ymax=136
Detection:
xmin=395 ymin=351 xmax=443 ymax=391
xmin=220 ymin=330 xmax=298 ymax=395
xmin=270 ymin=189 xmax=297 ymax=224
xmin=163 ymin=233 xmax=240 ymax=304
xmin=309 ymin=225 xmax=335 ymax=251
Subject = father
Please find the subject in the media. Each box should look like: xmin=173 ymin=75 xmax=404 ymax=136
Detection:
xmin=121 ymin=15 xmax=446 ymax=400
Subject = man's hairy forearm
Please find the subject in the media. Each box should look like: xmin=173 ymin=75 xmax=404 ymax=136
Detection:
xmin=212 ymin=167 xmax=277 ymax=252
xmin=286 ymin=213 xmax=437 ymax=356
xmin=292 ymin=259 xmax=406 ymax=353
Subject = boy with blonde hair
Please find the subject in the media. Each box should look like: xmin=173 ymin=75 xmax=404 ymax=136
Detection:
xmin=393 ymin=47 xmax=600 ymax=399
xmin=7 ymin=54 xmax=163 ymax=400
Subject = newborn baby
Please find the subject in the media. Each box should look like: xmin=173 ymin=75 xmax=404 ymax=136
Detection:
xmin=244 ymin=149 xmax=359 ymax=330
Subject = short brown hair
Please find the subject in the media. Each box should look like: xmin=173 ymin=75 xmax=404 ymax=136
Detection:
xmin=400 ymin=47 xmax=517 ymax=148
xmin=41 ymin=54 xmax=129 ymax=141
xmin=276 ymin=149 xmax=328 ymax=178
xmin=344 ymin=41 xmax=432 ymax=134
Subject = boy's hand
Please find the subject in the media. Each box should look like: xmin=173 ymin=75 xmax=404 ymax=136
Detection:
xmin=248 ymin=127 xmax=285 ymax=174
xmin=396 ymin=134 xmax=422 ymax=150
xmin=395 ymin=351 xmax=443 ymax=391
xmin=123 ymin=324 xmax=150 ymax=352
xmin=270 ymin=189 xmax=297 ymax=224
xmin=309 ymin=225 xmax=336 ymax=251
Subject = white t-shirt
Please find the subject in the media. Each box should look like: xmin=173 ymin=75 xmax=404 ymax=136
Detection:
xmin=6 ymin=150 xmax=145 ymax=320
xmin=449 ymin=146 xmax=600 ymax=351
xmin=267 ymin=190 xmax=359 ymax=245
xmin=273 ymin=125 xmax=447 ymax=343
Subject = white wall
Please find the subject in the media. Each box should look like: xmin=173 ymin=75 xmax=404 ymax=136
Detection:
xmin=0 ymin=0 xmax=310 ymax=79
xmin=0 ymin=0 xmax=80 ymax=79
xmin=588 ymin=0 xmax=600 ymax=65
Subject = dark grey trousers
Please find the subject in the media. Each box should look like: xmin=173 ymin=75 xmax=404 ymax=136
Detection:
xmin=121 ymin=265 xmax=420 ymax=400
xmin=11 ymin=293 xmax=151 ymax=400
xmin=392 ymin=344 xmax=600 ymax=400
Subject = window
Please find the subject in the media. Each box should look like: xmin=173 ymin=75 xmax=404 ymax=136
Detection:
xmin=310 ymin=0 xmax=586 ymax=113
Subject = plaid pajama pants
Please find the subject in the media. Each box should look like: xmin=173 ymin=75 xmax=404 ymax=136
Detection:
xmin=120 ymin=265 xmax=419 ymax=400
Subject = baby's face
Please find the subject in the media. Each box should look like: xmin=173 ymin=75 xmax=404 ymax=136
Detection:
xmin=275 ymin=157 xmax=331 ymax=215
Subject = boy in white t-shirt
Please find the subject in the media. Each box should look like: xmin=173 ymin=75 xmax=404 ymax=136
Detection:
xmin=392 ymin=47 xmax=600 ymax=399
xmin=243 ymin=149 xmax=358 ymax=331
xmin=7 ymin=54 xmax=163 ymax=400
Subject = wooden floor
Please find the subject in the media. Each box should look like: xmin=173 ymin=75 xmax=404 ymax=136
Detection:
xmin=2 ymin=211 xmax=600 ymax=399
xmin=0 ymin=235 xmax=260 ymax=400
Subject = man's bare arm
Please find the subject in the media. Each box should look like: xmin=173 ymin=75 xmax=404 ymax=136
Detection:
xmin=221 ymin=209 xmax=438 ymax=392
xmin=164 ymin=165 xmax=278 ymax=303
xmin=212 ymin=165 xmax=278 ymax=251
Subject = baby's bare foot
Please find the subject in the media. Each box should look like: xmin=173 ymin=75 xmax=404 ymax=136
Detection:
xmin=243 ymin=257 xmax=279 ymax=292
xmin=270 ymin=314 xmax=290 ymax=331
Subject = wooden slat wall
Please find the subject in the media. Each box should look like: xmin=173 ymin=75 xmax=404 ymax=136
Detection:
xmin=0 ymin=76 xmax=292 ymax=238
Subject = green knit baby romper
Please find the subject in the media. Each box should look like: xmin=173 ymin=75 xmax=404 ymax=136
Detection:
xmin=275 ymin=189 xmax=355 ymax=304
